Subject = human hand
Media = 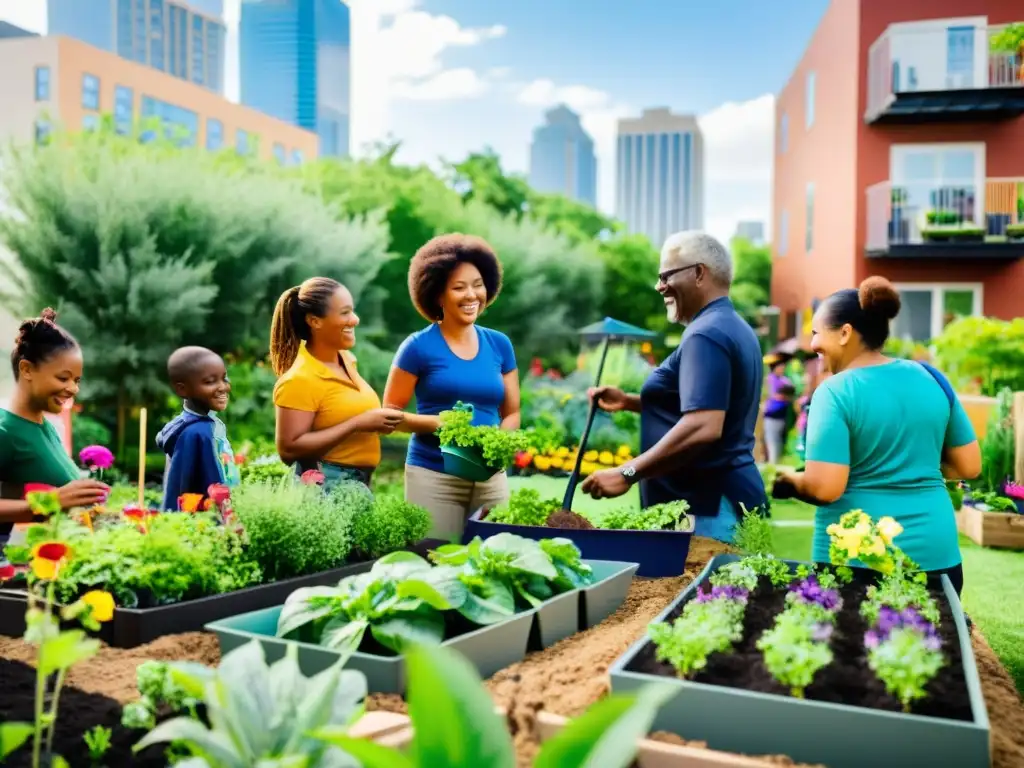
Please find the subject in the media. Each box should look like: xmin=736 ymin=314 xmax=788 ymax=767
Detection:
xmin=772 ymin=470 xmax=799 ymax=500
xmin=57 ymin=479 xmax=110 ymax=510
xmin=581 ymin=468 xmax=630 ymax=500
xmin=357 ymin=408 xmax=405 ymax=435
xmin=588 ymin=386 xmax=628 ymax=413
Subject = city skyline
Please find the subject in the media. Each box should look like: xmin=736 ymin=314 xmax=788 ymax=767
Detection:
xmin=528 ymin=104 xmax=596 ymax=207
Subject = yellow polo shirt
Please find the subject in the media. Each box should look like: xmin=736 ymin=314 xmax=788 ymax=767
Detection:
xmin=272 ymin=344 xmax=382 ymax=467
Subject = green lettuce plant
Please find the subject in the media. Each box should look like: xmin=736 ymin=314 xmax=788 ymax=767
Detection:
xmin=649 ymin=585 xmax=749 ymax=679
xmin=437 ymin=402 xmax=530 ymax=472
xmin=351 ymin=493 xmax=432 ymax=560
xmin=710 ymin=553 xmax=793 ymax=591
xmin=599 ymin=499 xmax=692 ymax=532
xmin=486 ymin=488 xmax=560 ymax=527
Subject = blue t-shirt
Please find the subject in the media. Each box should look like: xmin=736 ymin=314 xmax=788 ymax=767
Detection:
xmin=394 ymin=324 xmax=518 ymax=473
xmin=806 ymin=359 xmax=976 ymax=572
xmin=638 ymin=297 xmax=767 ymax=517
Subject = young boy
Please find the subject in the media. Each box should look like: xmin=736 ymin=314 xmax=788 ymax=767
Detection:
xmin=156 ymin=346 xmax=241 ymax=510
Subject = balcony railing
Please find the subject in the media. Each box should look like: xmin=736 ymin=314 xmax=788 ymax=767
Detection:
xmin=866 ymin=178 xmax=1024 ymax=252
xmin=866 ymin=23 xmax=1024 ymax=121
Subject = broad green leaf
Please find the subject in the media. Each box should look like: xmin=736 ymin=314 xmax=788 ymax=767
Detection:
xmin=0 ymin=722 xmax=33 ymax=758
xmin=397 ymin=570 xmax=466 ymax=611
xmin=268 ymin=645 xmax=309 ymax=746
xmin=38 ymin=630 xmax=100 ymax=675
xmin=405 ymin=644 xmax=515 ymax=768
xmin=284 ymin=658 xmax=361 ymax=754
xmin=372 ymin=559 xmax=433 ymax=584
xmin=370 ymin=610 xmax=446 ymax=652
xmin=514 ymin=583 xmax=543 ymax=608
xmin=321 ymin=617 xmax=369 ymax=653
xmin=533 ymin=683 xmax=678 ymax=768
xmin=277 ymin=587 xmax=343 ymax=638
xmin=311 ymin=729 xmax=415 ymax=768
xmin=167 ymin=661 xmax=217 ymax=701
xmin=50 ymin=756 xmax=69 ymax=768
xmin=162 ymin=759 xmax=211 ymax=768
xmin=458 ymin=580 xmax=515 ymax=625
xmin=134 ymin=716 xmax=243 ymax=768
xmin=376 ymin=551 xmax=431 ymax=567
xmin=216 ymin=641 xmax=277 ymax=757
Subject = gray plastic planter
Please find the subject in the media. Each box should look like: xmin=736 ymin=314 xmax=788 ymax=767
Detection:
xmin=580 ymin=560 xmax=639 ymax=630
xmin=207 ymin=604 xmax=534 ymax=694
xmin=530 ymin=589 xmax=580 ymax=650
xmin=609 ymin=554 xmax=991 ymax=768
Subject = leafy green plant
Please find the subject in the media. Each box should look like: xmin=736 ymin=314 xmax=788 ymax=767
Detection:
xmin=990 ymin=23 xmax=1024 ymax=53
xmin=83 ymin=725 xmax=112 ymax=765
xmin=756 ymin=603 xmax=835 ymax=698
xmin=978 ymin=388 xmax=1016 ymax=495
xmin=134 ymin=639 xmax=366 ymax=767
xmin=121 ymin=660 xmax=202 ymax=731
xmin=436 ymin=402 xmax=530 ymax=471
xmin=486 ymin=488 xmax=561 ymax=527
xmin=865 ymin=607 xmax=945 ymax=711
xmin=233 ymin=478 xmax=356 ymax=581
xmin=968 ymin=491 xmax=1017 ymax=512
xmin=239 ymin=453 xmax=291 ymax=484
xmin=314 ymin=642 xmax=677 ymax=768
xmin=649 ymin=584 xmax=749 ymax=678
xmin=932 ymin=317 xmax=1024 ymax=396
xmin=600 ymin=499 xmax=692 ymax=532
xmin=710 ymin=553 xmax=793 ymax=591
xmin=731 ymin=504 xmax=774 ymax=556
xmin=351 ymin=492 xmax=432 ymax=559
xmin=277 ymin=551 xmax=461 ymax=654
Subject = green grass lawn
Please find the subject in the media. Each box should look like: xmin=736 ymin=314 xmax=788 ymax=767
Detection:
xmin=510 ymin=475 xmax=1024 ymax=695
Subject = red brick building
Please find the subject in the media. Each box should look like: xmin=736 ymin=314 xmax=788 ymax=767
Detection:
xmin=771 ymin=0 xmax=1024 ymax=342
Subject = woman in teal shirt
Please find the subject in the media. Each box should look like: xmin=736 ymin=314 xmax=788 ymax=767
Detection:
xmin=773 ymin=277 xmax=981 ymax=595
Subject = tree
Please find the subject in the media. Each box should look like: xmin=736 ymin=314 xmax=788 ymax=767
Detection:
xmin=729 ymin=236 xmax=772 ymax=325
xmin=595 ymin=234 xmax=665 ymax=330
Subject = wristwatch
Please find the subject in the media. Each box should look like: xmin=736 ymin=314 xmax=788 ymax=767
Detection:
xmin=620 ymin=464 xmax=638 ymax=485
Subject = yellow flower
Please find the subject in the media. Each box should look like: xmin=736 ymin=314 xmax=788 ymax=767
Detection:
xmin=30 ymin=541 xmax=71 ymax=581
xmin=876 ymin=517 xmax=903 ymax=545
xmin=835 ymin=534 xmax=861 ymax=559
xmin=614 ymin=455 xmax=627 ymax=466
xmin=860 ymin=535 xmax=885 ymax=558
xmin=80 ymin=590 xmax=115 ymax=623
xmin=533 ymin=456 xmax=552 ymax=471
xmin=848 ymin=519 xmax=872 ymax=538
xmin=583 ymin=450 xmax=598 ymax=462
xmin=617 ymin=444 xmax=631 ymax=456
xmin=580 ymin=461 xmax=598 ymax=476
xmin=550 ymin=458 xmax=564 ymax=469
xmin=599 ymin=451 xmax=614 ymax=465
xmin=556 ymin=447 xmax=570 ymax=458
xmin=826 ymin=523 xmax=841 ymax=536
xmin=527 ymin=446 xmax=538 ymax=456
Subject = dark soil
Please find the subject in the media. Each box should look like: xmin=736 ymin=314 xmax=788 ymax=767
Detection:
xmin=0 ymin=658 xmax=169 ymax=768
xmin=626 ymin=569 xmax=974 ymax=721
xmin=545 ymin=509 xmax=595 ymax=530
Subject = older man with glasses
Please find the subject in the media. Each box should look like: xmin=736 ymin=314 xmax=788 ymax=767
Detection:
xmin=581 ymin=231 xmax=768 ymax=543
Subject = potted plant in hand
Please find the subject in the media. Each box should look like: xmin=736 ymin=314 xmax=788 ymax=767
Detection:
xmin=437 ymin=402 xmax=530 ymax=482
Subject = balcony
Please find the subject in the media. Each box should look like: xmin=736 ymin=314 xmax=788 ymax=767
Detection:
xmin=865 ymin=178 xmax=1024 ymax=258
xmin=866 ymin=22 xmax=1024 ymax=124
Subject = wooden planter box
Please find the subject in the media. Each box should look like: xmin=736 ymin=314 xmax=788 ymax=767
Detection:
xmin=959 ymin=504 xmax=1024 ymax=549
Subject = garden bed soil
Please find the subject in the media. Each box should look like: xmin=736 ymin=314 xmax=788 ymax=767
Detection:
xmin=544 ymin=508 xmax=594 ymax=530
xmin=2 ymin=536 xmax=1022 ymax=768
xmin=625 ymin=569 xmax=972 ymax=720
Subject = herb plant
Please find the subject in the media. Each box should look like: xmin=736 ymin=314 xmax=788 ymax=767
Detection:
xmin=600 ymin=499 xmax=692 ymax=532
xmin=710 ymin=553 xmax=792 ymax=591
xmin=756 ymin=604 xmax=835 ymax=698
xmin=487 ymin=488 xmax=561 ymax=527
xmin=649 ymin=584 xmax=749 ymax=678
xmin=121 ymin=660 xmax=202 ymax=731
xmin=436 ymin=402 xmax=531 ymax=472
xmin=239 ymin=453 xmax=292 ymax=484
xmin=351 ymin=492 xmax=432 ymax=560
xmin=730 ymin=503 xmax=774 ymax=555
xmin=865 ymin=606 xmax=945 ymax=711
xmin=82 ymin=725 xmax=112 ymax=765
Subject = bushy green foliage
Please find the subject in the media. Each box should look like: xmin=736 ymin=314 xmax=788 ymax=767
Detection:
xmin=600 ymin=500 xmax=691 ymax=532
xmin=932 ymin=316 xmax=1024 ymax=396
xmin=239 ymin=453 xmax=291 ymax=484
xmin=233 ymin=479 xmax=356 ymax=581
xmin=351 ymin=491 xmax=432 ymax=559
xmin=488 ymin=488 xmax=561 ymax=527
xmin=978 ymin=388 xmax=1016 ymax=495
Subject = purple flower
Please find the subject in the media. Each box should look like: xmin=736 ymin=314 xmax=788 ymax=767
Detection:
xmin=789 ymin=576 xmax=841 ymax=612
xmin=866 ymin=605 xmax=942 ymax=650
xmin=812 ymin=623 xmax=834 ymax=643
xmin=695 ymin=584 xmax=749 ymax=604
xmin=79 ymin=445 xmax=114 ymax=471
xmin=864 ymin=629 xmax=882 ymax=649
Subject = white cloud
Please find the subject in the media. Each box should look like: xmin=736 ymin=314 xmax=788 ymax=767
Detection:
xmin=698 ymin=94 xmax=775 ymax=184
xmin=391 ymin=68 xmax=489 ymax=101
xmin=1 ymin=1 xmax=45 ymax=33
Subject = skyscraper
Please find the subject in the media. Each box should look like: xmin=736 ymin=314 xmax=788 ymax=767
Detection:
xmin=734 ymin=220 xmax=765 ymax=244
xmin=615 ymin=108 xmax=704 ymax=248
xmin=239 ymin=0 xmax=350 ymax=158
xmin=529 ymin=105 xmax=597 ymax=207
xmin=47 ymin=0 xmax=226 ymax=94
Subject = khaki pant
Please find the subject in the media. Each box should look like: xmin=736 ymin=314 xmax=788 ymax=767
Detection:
xmin=404 ymin=464 xmax=510 ymax=542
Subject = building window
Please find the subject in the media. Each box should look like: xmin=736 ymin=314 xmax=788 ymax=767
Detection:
xmin=779 ymin=112 xmax=788 ymax=154
xmin=34 ymin=66 xmax=50 ymax=101
xmin=34 ymin=120 xmax=51 ymax=145
xmin=236 ymin=129 xmax=249 ymax=155
xmin=290 ymin=149 xmax=304 ymax=166
xmin=83 ymin=114 xmax=100 ymax=131
xmin=891 ymin=284 xmax=981 ymax=342
xmin=82 ymin=74 xmax=100 ymax=110
xmin=778 ymin=210 xmax=789 ymax=256
xmin=273 ymin=143 xmax=285 ymax=164
xmin=206 ymin=118 xmax=223 ymax=150
xmin=805 ymin=184 xmax=814 ymax=253
xmin=139 ymin=94 xmax=198 ymax=147
xmin=114 ymin=85 xmax=134 ymax=135
xmin=805 ymin=72 xmax=816 ymax=128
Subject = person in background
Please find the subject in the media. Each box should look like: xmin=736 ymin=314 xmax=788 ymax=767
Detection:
xmin=580 ymin=232 xmax=767 ymax=543
xmin=0 ymin=310 xmax=109 ymax=537
xmin=270 ymin=277 xmax=404 ymax=491
xmin=383 ymin=234 xmax=520 ymax=541
xmin=773 ymin=277 xmax=981 ymax=596
xmin=762 ymin=356 xmax=794 ymax=464
xmin=156 ymin=346 xmax=241 ymax=510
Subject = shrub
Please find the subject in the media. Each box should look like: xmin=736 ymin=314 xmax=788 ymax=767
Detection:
xmin=351 ymin=491 xmax=432 ymax=559
xmin=240 ymin=454 xmax=291 ymax=484
xmin=233 ymin=480 xmax=356 ymax=581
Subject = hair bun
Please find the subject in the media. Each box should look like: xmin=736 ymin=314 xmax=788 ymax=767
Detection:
xmin=39 ymin=307 xmax=58 ymax=324
xmin=858 ymin=277 xmax=901 ymax=321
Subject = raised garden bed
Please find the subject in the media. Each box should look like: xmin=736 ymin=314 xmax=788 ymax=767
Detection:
xmin=609 ymin=554 xmax=990 ymax=768
xmin=464 ymin=506 xmax=692 ymax=577
xmin=958 ymin=505 xmax=1024 ymax=549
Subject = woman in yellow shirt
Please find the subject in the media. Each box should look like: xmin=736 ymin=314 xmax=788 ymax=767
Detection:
xmin=270 ymin=277 xmax=404 ymax=490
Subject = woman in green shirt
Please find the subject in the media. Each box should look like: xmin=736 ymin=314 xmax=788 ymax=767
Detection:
xmin=773 ymin=278 xmax=981 ymax=595
xmin=1 ymin=310 xmax=109 ymax=534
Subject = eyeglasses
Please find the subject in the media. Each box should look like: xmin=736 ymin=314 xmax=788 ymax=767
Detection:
xmin=657 ymin=264 xmax=700 ymax=285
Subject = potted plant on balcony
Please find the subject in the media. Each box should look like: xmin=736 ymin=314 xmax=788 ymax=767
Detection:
xmin=990 ymin=23 xmax=1024 ymax=74
xmin=921 ymin=209 xmax=985 ymax=243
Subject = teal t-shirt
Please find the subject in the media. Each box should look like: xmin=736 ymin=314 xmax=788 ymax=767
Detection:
xmin=805 ymin=359 xmax=976 ymax=571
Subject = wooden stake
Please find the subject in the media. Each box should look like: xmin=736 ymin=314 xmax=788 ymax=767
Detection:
xmin=138 ymin=407 xmax=147 ymax=508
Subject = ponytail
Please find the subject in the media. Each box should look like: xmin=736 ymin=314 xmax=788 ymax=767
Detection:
xmin=268 ymin=277 xmax=343 ymax=375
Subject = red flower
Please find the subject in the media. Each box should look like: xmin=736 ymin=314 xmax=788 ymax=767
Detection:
xmin=23 ymin=483 xmax=57 ymax=497
xmin=122 ymin=505 xmax=145 ymax=520
xmin=0 ymin=564 xmax=16 ymax=581
xmin=178 ymin=494 xmax=203 ymax=513
xmin=234 ymin=453 xmax=246 ymax=465
xmin=207 ymin=484 xmax=232 ymax=505
xmin=300 ymin=470 xmax=325 ymax=486
xmin=514 ymin=451 xmax=532 ymax=469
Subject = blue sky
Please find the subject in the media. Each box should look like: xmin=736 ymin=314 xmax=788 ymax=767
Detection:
xmin=2 ymin=0 xmax=830 ymax=241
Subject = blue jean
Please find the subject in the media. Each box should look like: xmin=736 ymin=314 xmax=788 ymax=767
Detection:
xmin=693 ymin=496 xmax=741 ymax=544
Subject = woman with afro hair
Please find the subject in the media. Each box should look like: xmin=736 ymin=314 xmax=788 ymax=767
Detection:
xmin=383 ymin=234 xmax=520 ymax=540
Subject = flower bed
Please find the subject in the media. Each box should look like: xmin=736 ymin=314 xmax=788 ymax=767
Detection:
xmin=608 ymin=514 xmax=991 ymax=768
xmin=513 ymin=444 xmax=635 ymax=477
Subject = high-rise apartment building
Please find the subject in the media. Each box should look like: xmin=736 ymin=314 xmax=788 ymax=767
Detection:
xmin=529 ymin=105 xmax=597 ymax=207
xmin=239 ymin=0 xmax=351 ymax=158
xmin=735 ymin=220 xmax=766 ymax=244
xmin=615 ymin=108 xmax=704 ymax=249
xmin=47 ymin=0 xmax=226 ymax=94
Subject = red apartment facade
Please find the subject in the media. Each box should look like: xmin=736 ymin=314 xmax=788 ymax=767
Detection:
xmin=772 ymin=0 xmax=1024 ymax=343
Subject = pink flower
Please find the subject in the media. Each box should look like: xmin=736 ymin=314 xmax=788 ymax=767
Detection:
xmin=0 ymin=564 xmax=16 ymax=581
xmin=1004 ymin=482 xmax=1024 ymax=500
xmin=79 ymin=445 xmax=115 ymax=471
xmin=207 ymin=484 xmax=232 ymax=505
xmin=300 ymin=470 xmax=325 ymax=486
